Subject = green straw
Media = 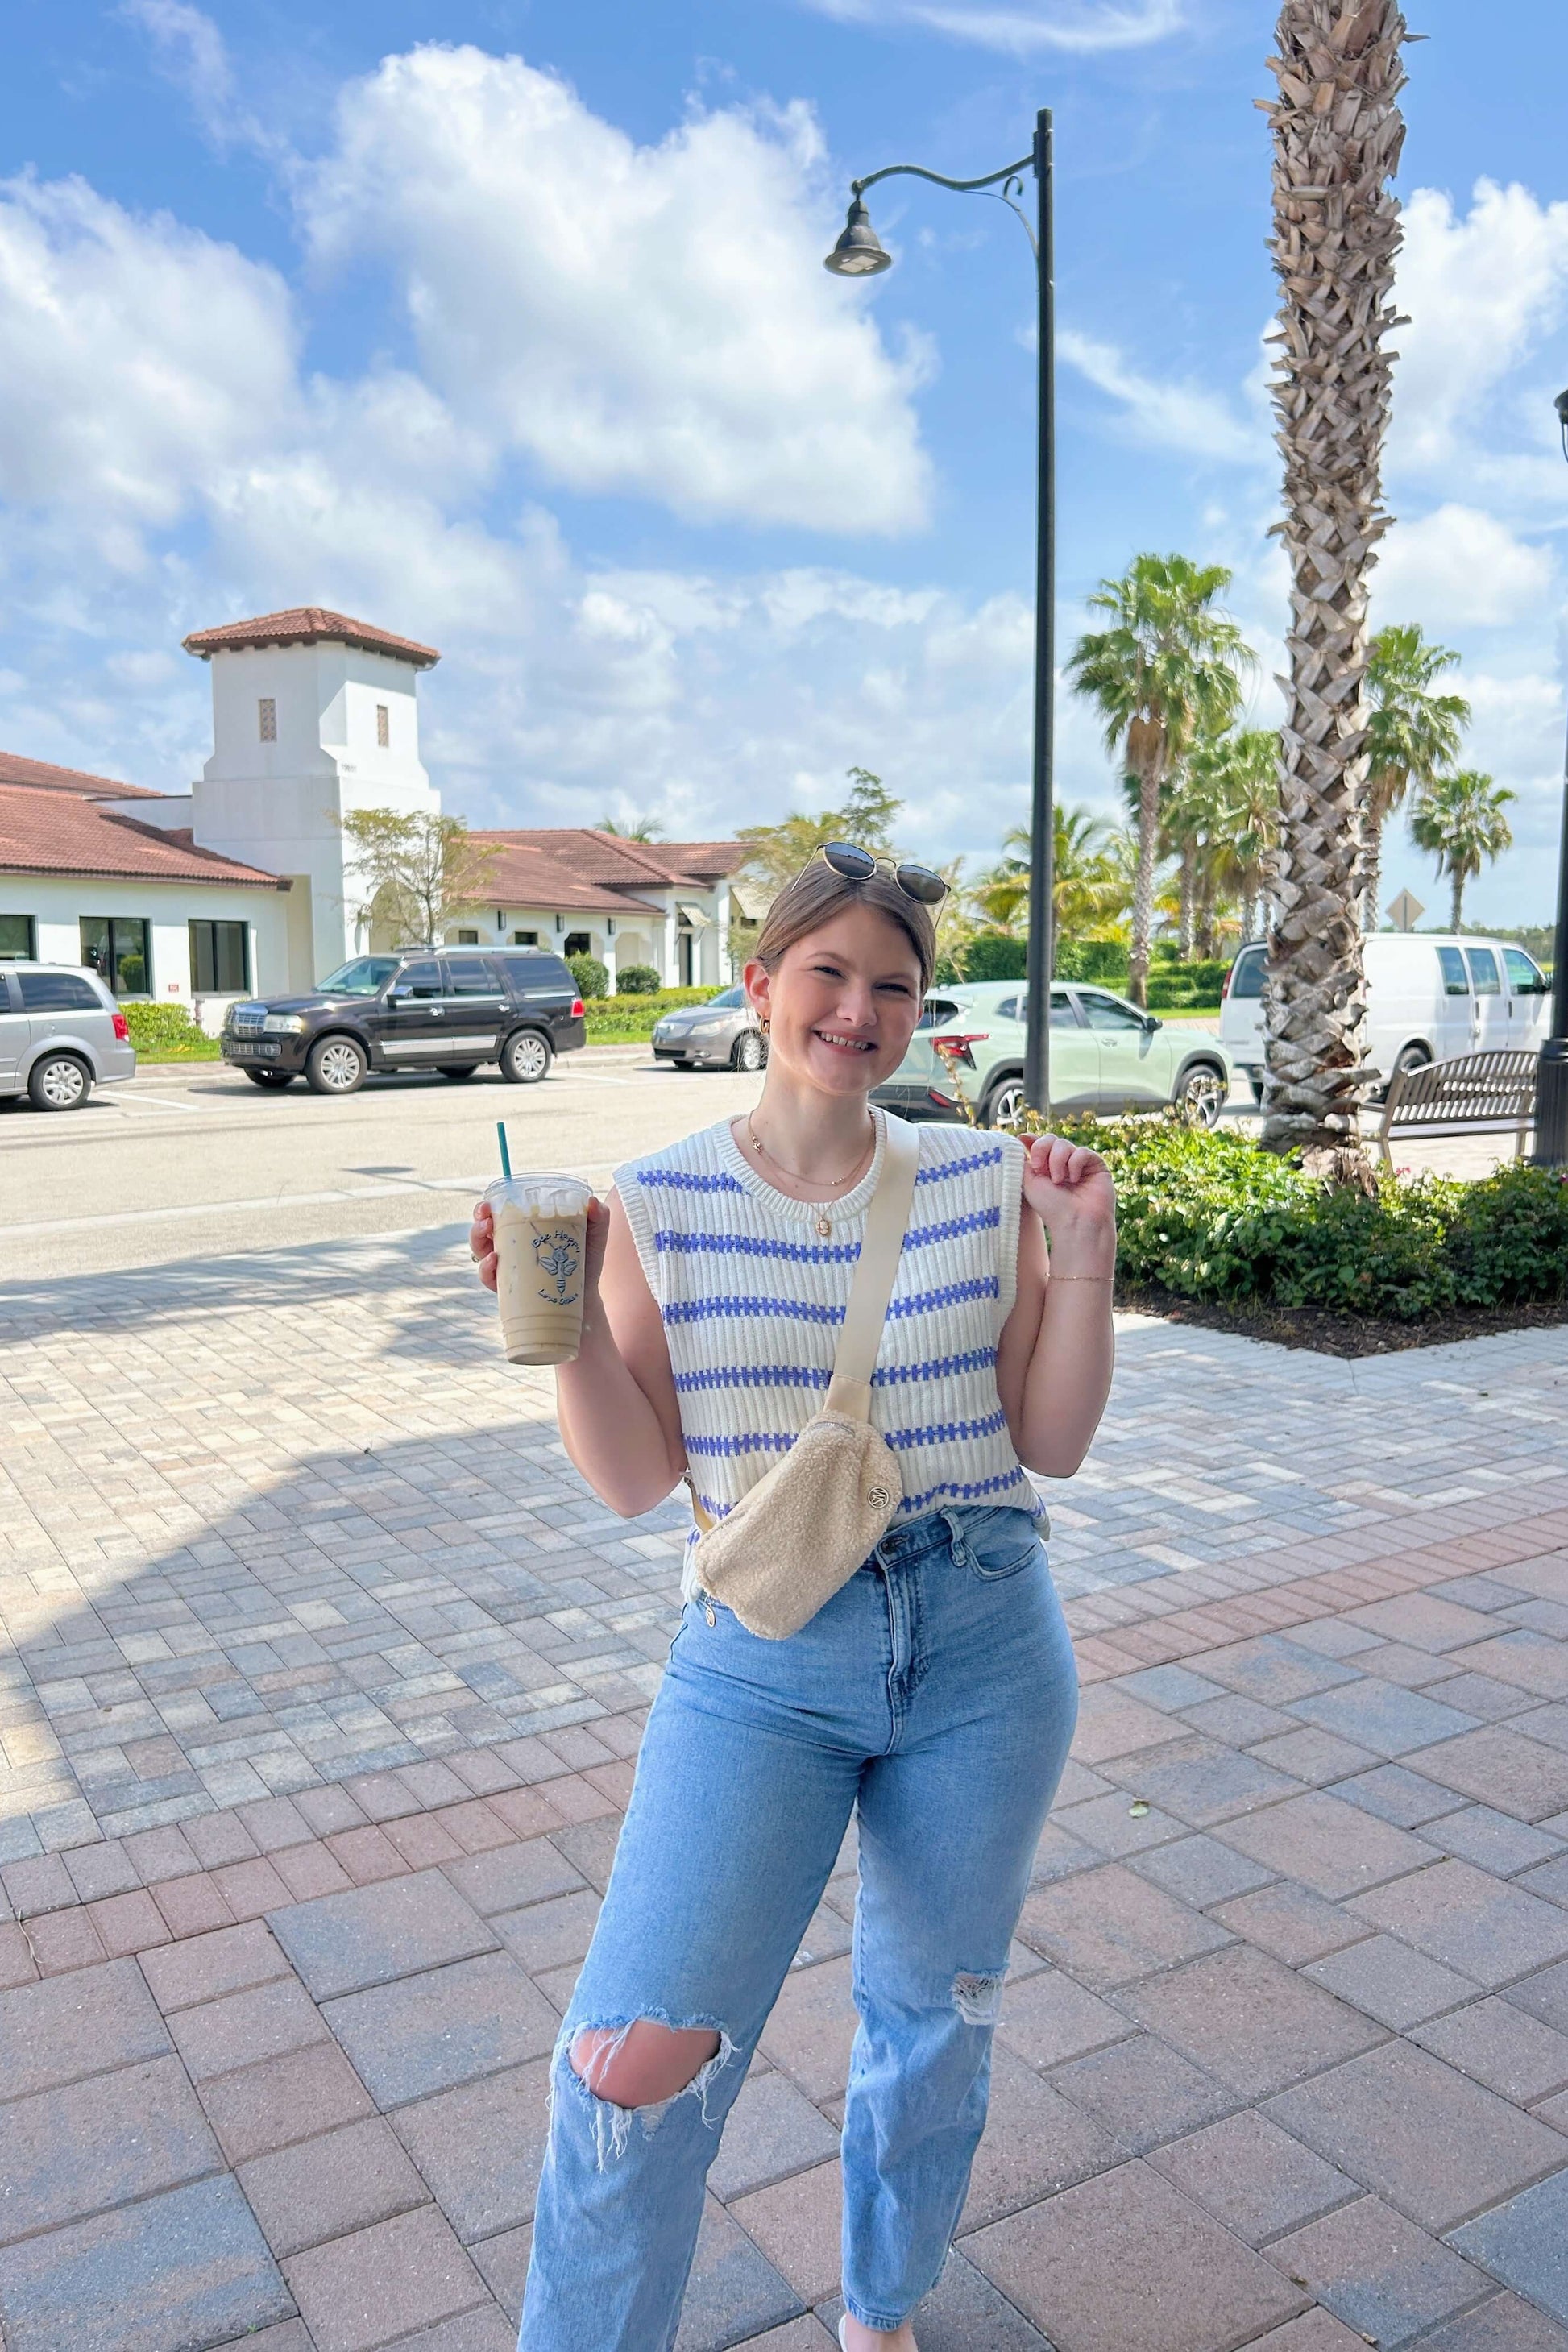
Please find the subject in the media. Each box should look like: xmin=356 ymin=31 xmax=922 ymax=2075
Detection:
xmin=496 ymin=1121 xmax=512 ymax=1180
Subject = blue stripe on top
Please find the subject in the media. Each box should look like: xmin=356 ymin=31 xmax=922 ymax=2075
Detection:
xmin=662 ymin=1275 xmax=997 ymax=1329
xmin=670 ymin=1345 xmax=998 ymax=1396
xmin=684 ymin=1408 xmax=1010 ymax=1458
xmin=635 ymin=1167 xmax=745 ymax=1193
xmin=915 ymin=1145 xmax=1003 ymax=1184
xmin=652 ymin=1205 xmax=998 ymax=1264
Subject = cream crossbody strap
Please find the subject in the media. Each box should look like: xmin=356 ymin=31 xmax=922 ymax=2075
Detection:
xmin=824 ymin=1114 xmax=919 ymax=1422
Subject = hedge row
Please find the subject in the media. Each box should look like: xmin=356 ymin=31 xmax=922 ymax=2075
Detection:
xmin=581 ymin=986 xmax=723 ymax=1043
xmin=122 ymin=1002 xmax=221 ymax=1059
xmin=1042 ymin=1114 xmax=1568 ymax=1321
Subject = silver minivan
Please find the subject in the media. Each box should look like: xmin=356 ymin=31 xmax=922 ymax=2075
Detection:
xmin=0 ymin=963 xmax=138 ymax=1110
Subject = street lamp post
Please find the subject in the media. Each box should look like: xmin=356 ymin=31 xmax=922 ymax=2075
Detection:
xmin=824 ymin=110 xmax=1056 ymax=1114
xmin=1533 ymin=386 xmax=1568 ymax=1168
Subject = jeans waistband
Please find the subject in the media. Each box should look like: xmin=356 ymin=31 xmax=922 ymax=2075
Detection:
xmin=872 ymin=1504 xmax=1031 ymax=1569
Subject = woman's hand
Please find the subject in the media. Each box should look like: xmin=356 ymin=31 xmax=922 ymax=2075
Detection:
xmin=467 ymin=1196 xmax=612 ymax=1296
xmin=1021 ymin=1132 xmax=1117 ymax=1276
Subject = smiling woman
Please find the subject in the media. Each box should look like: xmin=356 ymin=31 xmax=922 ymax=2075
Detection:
xmin=467 ymin=848 xmax=1116 ymax=2350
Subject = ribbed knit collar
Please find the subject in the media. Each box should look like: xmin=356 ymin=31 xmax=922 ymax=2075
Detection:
xmin=713 ymin=1105 xmax=888 ymax=1227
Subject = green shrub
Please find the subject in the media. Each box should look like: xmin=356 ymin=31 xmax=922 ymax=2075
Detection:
xmin=931 ymin=950 xmax=962 ymax=987
xmin=567 ymin=952 xmax=610 ymax=1000
xmin=122 ymin=1002 xmax=221 ymax=1059
xmin=1029 ymin=1114 xmax=1568 ymax=1321
xmin=615 ymin=964 xmax=662 ymax=995
xmin=961 ymin=931 xmax=1028 ymax=982
xmin=579 ymin=986 xmax=723 ymax=1042
xmin=1054 ymin=940 xmax=1128 ymax=985
xmin=1146 ymin=959 xmax=1229 ymax=1010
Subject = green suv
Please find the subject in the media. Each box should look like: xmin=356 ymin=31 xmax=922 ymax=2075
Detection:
xmin=872 ymin=980 xmax=1233 ymax=1128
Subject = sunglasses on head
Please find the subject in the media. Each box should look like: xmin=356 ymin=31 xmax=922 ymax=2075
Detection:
xmin=816 ymin=840 xmax=949 ymax=906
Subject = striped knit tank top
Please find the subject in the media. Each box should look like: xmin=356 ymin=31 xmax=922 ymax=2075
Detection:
xmin=615 ymin=1109 xmax=1043 ymax=1591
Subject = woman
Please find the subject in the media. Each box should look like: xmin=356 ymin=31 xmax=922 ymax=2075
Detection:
xmin=469 ymin=846 xmax=1116 ymax=2351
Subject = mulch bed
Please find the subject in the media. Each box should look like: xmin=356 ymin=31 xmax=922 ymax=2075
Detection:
xmin=1119 ymin=1282 xmax=1568 ymax=1359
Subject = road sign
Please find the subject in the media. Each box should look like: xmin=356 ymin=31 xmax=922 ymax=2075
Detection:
xmin=1388 ymin=889 xmax=1425 ymax=934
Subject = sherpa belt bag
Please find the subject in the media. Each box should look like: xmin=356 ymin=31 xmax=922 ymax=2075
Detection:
xmin=684 ymin=1113 xmax=920 ymax=1641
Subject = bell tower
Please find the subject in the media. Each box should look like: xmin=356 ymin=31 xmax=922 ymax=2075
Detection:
xmin=183 ymin=606 xmax=441 ymax=987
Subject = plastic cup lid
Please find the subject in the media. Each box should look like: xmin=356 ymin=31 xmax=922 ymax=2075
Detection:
xmin=484 ymin=1172 xmax=593 ymax=1217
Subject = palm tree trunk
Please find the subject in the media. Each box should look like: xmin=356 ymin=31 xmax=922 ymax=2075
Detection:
xmin=1179 ymin=840 xmax=1197 ymax=960
xmin=1261 ymin=0 xmax=1407 ymax=1175
xmin=1129 ymin=765 xmax=1162 ymax=1008
xmin=1450 ymin=869 xmax=1464 ymax=931
xmin=1241 ymin=874 xmax=1257 ymax=944
xmin=1361 ymin=810 xmax=1383 ymax=935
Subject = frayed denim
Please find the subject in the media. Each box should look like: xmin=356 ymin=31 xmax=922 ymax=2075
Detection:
xmin=520 ymin=1504 xmax=1078 ymax=2348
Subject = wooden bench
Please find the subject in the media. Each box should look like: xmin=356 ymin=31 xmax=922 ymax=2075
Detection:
xmin=1375 ymin=1047 xmax=1537 ymax=1166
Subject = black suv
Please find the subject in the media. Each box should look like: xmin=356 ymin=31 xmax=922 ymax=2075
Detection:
xmin=220 ymin=949 xmax=587 ymax=1097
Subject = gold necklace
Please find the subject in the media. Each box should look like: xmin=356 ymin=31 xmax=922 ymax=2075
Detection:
xmin=746 ymin=1112 xmax=875 ymax=1237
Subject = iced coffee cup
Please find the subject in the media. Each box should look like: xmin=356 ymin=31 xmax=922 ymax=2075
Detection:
xmin=485 ymin=1173 xmax=594 ymax=1365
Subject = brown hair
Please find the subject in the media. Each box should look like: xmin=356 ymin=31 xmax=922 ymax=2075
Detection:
xmin=753 ymin=856 xmax=936 ymax=992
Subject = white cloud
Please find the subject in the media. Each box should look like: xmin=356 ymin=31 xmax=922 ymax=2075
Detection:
xmin=301 ymin=45 xmax=931 ymax=533
xmin=0 ymin=172 xmax=297 ymax=531
xmin=1391 ymin=180 xmax=1568 ymax=476
xmin=1374 ymin=504 xmax=1555 ymax=631
xmin=119 ymin=0 xmax=276 ymax=158
xmin=1060 ymin=328 xmax=1263 ymax=464
xmin=791 ymin=0 xmax=1184 ymax=53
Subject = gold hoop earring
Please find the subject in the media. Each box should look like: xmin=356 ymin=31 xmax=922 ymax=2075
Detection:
xmin=758 ymin=1015 xmax=770 ymax=1036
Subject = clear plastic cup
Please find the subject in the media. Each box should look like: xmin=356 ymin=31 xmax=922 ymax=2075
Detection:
xmin=484 ymin=1173 xmax=595 ymax=1364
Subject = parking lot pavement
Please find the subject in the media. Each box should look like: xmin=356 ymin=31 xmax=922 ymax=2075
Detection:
xmin=2 ymin=1205 xmax=1568 ymax=2348
xmin=0 ymin=1048 xmax=764 ymax=1278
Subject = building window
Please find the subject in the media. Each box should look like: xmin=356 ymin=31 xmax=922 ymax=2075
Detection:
xmin=375 ymin=703 xmax=390 ymax=748
xmin=511 ymin=930 xmax=539 ymax=947
xmin=81 ymin=916 xmax=151 ymax=998
xmin=189 ymin=920 xmax=250 ymax=994
xmin=259 ymin=698 xmax=276 ymax=743
xmin=564 ymin=931 xmax=591 ymax=958
xmin=0 ymin=914 xmax=35 ymax=960
xmin=454 ymin=928 xmax=479 ymax=945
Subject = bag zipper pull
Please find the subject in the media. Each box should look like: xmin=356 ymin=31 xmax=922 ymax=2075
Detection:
xmin=704 ymin=1599 xmax=716 ymax=1626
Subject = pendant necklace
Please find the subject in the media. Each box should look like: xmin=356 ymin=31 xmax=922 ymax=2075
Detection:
xmin=746 ymin=1113 xmax=874 ymax=1238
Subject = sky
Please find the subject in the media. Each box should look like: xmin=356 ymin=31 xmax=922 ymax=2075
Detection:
xmin=2 ymin=0 xmax=1567 ymax=923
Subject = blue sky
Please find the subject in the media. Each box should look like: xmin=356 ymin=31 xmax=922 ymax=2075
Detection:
xmin=2 ymin=0 xmax=1567 ymax=920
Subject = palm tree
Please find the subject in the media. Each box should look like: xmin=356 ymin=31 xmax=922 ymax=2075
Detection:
xmin=1260 ymin=0 xmax=1408 ymax=1168
xmin=976 ymin=810 xmax=1124 ymax=952
xmin=1411 ymin=770 xmax=1515 ymax=931
xmin=1363 ymin=625 xmax=1469 ymax=931
xmin=1188 ymin=726 xmax=1280 ymax=948
xmin=1067 ymin=554 xmax=1251 ymax=1006
xmin=598 ymin=815 xmax=665 ymax=840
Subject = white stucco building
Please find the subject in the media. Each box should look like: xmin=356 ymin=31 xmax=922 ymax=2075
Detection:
xmin=0 ymin=606 xmax=743 ymax=1011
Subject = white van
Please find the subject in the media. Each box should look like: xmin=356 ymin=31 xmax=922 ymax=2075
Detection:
xmin=1220 ymin=935 xmax=1553 ymax=1102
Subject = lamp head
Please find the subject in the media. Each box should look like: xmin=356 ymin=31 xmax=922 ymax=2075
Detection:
xmin=1557 ymin=387 xmax=1568 ymax=462
xmin=823 ymin=197 xmax=892 ymax=277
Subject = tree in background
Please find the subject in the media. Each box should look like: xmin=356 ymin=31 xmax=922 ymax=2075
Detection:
xmin=1411 ymin=770 xmax=1515 ymax=931
xmin=338 ymin=810 xmax=500 ymax=948
xmin=1260 ymin=0 xmax=1408 ymax=1169
xmin=1363 ymin=625 xmax=1469 ymax=931
xmin=976 ymin=809 xmax=1126 ymax=960
xmin=597 ymin=814 xmax=665 ymax=840
xmin=736 ymin=765 xmax=902 ymax=897
xmin=1067 ymin=554 xmax=1250 ymax=1006
xmin=1184 ymin=726 xmax=1280 ymax=951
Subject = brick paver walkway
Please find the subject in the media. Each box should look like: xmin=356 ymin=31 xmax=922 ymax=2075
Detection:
xmin=2 ymin=1229 xmax=1568 ymax=2349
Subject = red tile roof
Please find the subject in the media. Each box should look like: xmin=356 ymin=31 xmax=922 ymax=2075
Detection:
xmin=471 ymin=836 xmax=663 ymax=915
xmin=0 ymin=787 xmax=287 ymax=889
xmin=0 ymin=749 xmax=161 ymax=800
xmin=482 ymin=829 xmax=744 ymax=890
xmin=182 ymin=608 xmax=441 ymax=669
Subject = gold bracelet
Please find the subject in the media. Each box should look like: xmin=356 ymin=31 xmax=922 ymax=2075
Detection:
xmin=1047 ymin=1271 xmax=1114 ymax=1282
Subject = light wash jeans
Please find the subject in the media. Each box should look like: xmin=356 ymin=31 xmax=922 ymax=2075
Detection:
xmin=520 ymin=1504 xmax=1078 ymax=2347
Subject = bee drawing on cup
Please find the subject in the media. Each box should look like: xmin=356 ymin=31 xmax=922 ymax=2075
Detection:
xmin=533 ymin=1225 xmax=583 ymax=1306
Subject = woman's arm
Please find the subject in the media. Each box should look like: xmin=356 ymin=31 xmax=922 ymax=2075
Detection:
xmin=995 ymin=1134 xmax=1117 ymax=1478
xmin=469 ymin=1190 xmax=686 ymax=1517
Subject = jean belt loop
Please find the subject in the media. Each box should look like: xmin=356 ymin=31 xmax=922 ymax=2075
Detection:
xmin=940 ymin=1504 xmax=967 ymax=1564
